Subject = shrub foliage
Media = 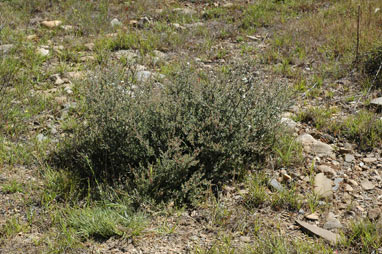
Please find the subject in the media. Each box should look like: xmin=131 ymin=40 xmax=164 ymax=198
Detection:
xmin=50 ymin=63 xmax=289 ymax=205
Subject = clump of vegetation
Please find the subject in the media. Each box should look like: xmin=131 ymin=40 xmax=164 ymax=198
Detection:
xmin=50 ymin=62 xmax=289 ymax=206
xmin=343 ymin=219 xmax=382 ymax=254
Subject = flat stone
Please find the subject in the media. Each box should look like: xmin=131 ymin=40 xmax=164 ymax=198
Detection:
xmin=368 ymin=208 xmax=381 ymax=221
xmin=363 ymin=157 xmax=377 ymax=163
xmin=296 ymin=219 xmax=340 ymax=244
xmin=312 ymin=142 xmax=335 ymax=158
xmin=296 ymin=134 xmax=335 ymax=158
xmin=296 ymin=133 xmax=316 ymax=146
xmin=281 ymin=117 xmax=297 ymax=130
xmin=344 ymin=154 xmax=355 ymax=162
xmin=323 ymin=213 xmax=342 ymax=230
xmin=41 ymin=20 xmax=62 ymax=28
xmin=110 ymin=18 xmax=122 ymax=27
xmin=314 ymin=173 xmax=333 ymax=198
xmin=361 ymin=180 xmax=375 ymax=190
xmin=36 ymin=48 xmax=49 ymax=56
xmin=268 ymin=178 xmax=284 ymax=192
xmin=370 ymin=97 xmax=382 ymax=106
xmin=317 ymin=165 xmax=336 ymax=176
xmin=305 ymin=212 xmax=319 ymax=221
xmin=344 ymin=184 xmax=354 ymax=192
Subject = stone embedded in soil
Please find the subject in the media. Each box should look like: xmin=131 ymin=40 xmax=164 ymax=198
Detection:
xmin=305 ymin=212 xmax=319 ymax=221
xmin=281 ymin=117 xmax=297 ymax=130
xmin=323 ymin=212 xmax=342 ymax=230
xmin=344 ymin=184 xmax=354 ymax=192
xmin=344 ymin=154 xmax=355 ymax=163
xmin=314 ymin=173 xmax=333 ymax=198
xmin=269 ymin=178 xmax=284 ymax=192
xmin=296 ymin=134 xmax=335 ymax=158
xmin=317 ymin=165 xmax=336 ymax=176
xmin=368 ymin=208 xmax=381 ymax=221
xmin=296 ymin=219 xmax=340 ymax=244
xmin=110 ymin=18 xmax=122 ymax=27
xmin=36 ymin=47 xmax=49 ymax=56
xmin=361 ymin=180 xmax=375 ymax=190
xmin=363 ymin=157 xmax=377 ymax=163
xmin=41 ymin=20 xmax=62 ymax=28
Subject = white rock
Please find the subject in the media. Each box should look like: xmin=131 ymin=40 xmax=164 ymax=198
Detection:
xmin=317 ymin=165 xmax=336 ymax=176
xmin=370 ymin=97 xmax=382 ymax=106
xmin=41 ymin=20 xmax=62 ymax=28
xmin=344 ymin=154 xmax=355 ymax=162
xmin=37 ymin=48 xmax=49 ymax=56
xmin=110 ymin=18 xmax=122 ymax=27
xmin=361 ymin=180 xmax=375 ymax=190
xmin=36 ymin=134 xmax=47 ymax=142
xmin=281 ymin=117 xmax=297 ymax=130
xmin=296 ymin=134 xmax=335 ymax=158
xmin=136 ymin=71 xmax=153 ymax=82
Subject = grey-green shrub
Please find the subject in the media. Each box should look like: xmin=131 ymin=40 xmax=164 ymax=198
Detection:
xmin=50 ymin=62 xmax=289 ymax=205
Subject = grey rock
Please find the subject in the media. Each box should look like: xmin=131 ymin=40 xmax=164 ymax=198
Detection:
xmin=314 ymin=173 xmax=333 ymax=198
xmin=370 ymin=97 xmax=382 ymax=106
xmin=110 ymin=18 xmax=122 ymax=27
xmin=363 ymin=157 xmax=377 ymax=163
xmin=361 ymin=180 xmax=375 ymax=190
xmin=323 ymin=212 xmax=342 ymax=230
xmin=368 ymin=208 xmax=381 ymax=221
xmin=344 ymin=184 xmax=354 ymax=192
xmin=36 ymin=134 xmax=47 ymax=142
xmin=317 ymin=165 xmax=336 ymax=176
xmin=137 ymin=71 xmax=153 ymax=82
xmin=296 ymin=219 xmax=340 ymax=244
xmin=36 ymin=47 xmax=49 ymax=56
xmin=344 ymin=154 xmax=355 ymax=163
xmin=281 ymin=117 xmax=297 ymax=130
xmin=296 ymin=134 xmax=335 ymax=158
xmin=333 ymin=178 xmax=344 ymax=192
xmin=269 ymin=178 xmax=284 ymax=192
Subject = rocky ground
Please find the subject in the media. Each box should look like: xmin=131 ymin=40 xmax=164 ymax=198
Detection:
xmin=1 ymin=0 xmax=382 ymax=253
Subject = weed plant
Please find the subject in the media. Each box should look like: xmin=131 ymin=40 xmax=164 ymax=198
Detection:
xmin=50 ymin=62 xmax=289 ymax=206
